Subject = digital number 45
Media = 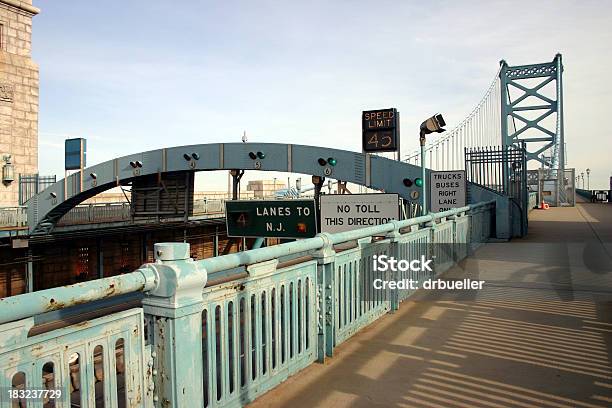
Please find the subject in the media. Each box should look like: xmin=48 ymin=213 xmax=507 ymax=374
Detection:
xmin=367 ymin=132 xmax=393 ymax=148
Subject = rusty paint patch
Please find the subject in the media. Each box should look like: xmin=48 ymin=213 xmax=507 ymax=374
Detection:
xmin=44 ymin=297 xmax=88 ymax=312
xmin=43 ymin=282 xmax=124 ymax=312
xmin=232 ymin=283 xmax=246 ymax=291
xmin=103 ymin=282 xmax=117 ymax=298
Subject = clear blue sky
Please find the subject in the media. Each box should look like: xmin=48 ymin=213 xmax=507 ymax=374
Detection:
xmin=34 ymin=1 xmax=612 ymax=189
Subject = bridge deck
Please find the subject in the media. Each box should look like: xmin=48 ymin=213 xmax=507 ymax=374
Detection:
xmin=250 ymin=202 xmax=612 ymax=408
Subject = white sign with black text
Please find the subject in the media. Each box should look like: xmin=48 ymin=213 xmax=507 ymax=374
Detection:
xmin=430 ymin=170 xmax=466 ymax=212
xmin=320 ymin=193 xmax=399 ymax=234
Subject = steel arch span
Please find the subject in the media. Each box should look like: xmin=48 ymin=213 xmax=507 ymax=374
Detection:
xmin=27 ymin=143 xmax=429 ymax=234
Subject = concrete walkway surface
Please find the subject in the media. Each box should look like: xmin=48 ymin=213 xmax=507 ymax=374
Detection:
xmin=249 ymin=202 xmax=612 ymax=408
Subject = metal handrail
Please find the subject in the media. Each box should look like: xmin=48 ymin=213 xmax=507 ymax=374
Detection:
xmin=200 ymin=201 xmax=492 ymax=274
xmin=0 ymin=200 xmax=494 ymax=324
xmin=0 ymin=268 xmax=157 ymax=323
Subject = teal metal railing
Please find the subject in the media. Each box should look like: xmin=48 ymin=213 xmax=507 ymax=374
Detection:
xmin=575 ymin=188 xmax=592 ymax=200
xmin=0 ymin=200 xmax=494 ymax=407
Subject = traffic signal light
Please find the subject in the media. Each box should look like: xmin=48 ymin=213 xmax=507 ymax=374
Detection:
xmin=249 ymin=151 xmax=265 ymax=160
xmin=318 ymin=157 xmax=337 ymax=166
xmin=414 ymin=177 xmax=423 ymax=187
xmin=403 ymin=178 xmax=413 ymax=187
xmin=184 ymin=152 xmax=200 ymax=161
xmin=296 ymin=222 xmax=307 ymax=234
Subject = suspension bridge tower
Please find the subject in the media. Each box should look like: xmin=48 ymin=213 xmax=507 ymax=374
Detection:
xmin=499 ymin=54 xmax=565 ymax=169
xmin=499 ymin=54 xmax=571 ymax=206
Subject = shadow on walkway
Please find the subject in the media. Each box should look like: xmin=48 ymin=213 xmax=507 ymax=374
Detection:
xmin=250 ymin=203 xmax=612 ymax=408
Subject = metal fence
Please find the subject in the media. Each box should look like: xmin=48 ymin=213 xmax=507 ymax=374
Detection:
xmin=18 ymin=174 xmax=57 ymax=205
xmin=0 ymin=201 xmax=494 ymax=407
xmin=465 ymin=144 xmax=528 ymax=236
xmin=465 ymin=144 xmax=527 ymax=203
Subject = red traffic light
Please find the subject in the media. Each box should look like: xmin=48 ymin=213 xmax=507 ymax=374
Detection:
xmin=403 ymin=178 xmax=413 ymax=187
xmin=296 ymin=222 xmax=307 ymax=233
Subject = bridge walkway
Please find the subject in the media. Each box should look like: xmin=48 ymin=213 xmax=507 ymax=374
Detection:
xmin=250 ymin=201 xmax=612 ymax=408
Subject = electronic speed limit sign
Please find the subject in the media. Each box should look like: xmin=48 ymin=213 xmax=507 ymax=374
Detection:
xmin=362 ymin=108 xmax=399 ymax=153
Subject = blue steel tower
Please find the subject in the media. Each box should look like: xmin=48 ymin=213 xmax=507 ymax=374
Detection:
xmin=499 ymin=54 xmax=565 ymax=170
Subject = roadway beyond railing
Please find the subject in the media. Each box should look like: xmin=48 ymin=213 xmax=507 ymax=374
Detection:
xmin=0 ymin=199 xmax=226 ymax=230
xmin=0 ymin=206 xmax=27 ymax=230
xmin=0 ymin=200 xmax=494 ymax=407
xmin=56 ymin=199 xmax=226 ymax=226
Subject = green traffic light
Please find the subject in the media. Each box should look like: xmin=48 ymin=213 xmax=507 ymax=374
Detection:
xmin=257 ymin=151 xmax=265 ymax=159
xmin=415 ymin=178 xmax=423 ymax=187
xmin=327 ymin=157 xmax=337 ymax=166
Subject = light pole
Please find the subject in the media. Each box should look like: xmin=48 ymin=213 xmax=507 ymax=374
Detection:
xmin=586 ymin=168 xmax=591 ymax=190
xmin=419 ymin=114 xmax=446 ymax=214
xmin=420 ymin=134 xmax=427 ymax=213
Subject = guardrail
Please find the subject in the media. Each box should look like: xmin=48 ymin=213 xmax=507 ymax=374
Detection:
xmin=193 ymin=198 xmax=225 ymax=214
xmin=0 ymin=206 xmax=27 ymax=230
xmin=56 ymin=202 xmax=132 ymax=225
xmin=0 ymin=199 xmax=227 ymax=230
xmin=0 ymin=200 xmax=495 ymax=407
xmin=576 ymin=188 xmax=611 ymax=202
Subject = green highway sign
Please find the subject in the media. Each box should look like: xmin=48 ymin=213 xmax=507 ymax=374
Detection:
xmin=225 ymin=199 xmax=317 ymax=239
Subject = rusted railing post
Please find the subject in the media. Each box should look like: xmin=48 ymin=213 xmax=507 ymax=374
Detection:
xmin=142 ymin=242 xmax=206 ymax=407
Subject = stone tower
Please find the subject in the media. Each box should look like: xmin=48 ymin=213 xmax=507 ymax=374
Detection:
xmin=0 ymin=0 xmax=39 ymax=207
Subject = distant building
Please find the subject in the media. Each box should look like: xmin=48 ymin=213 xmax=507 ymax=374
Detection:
xmin=0 ymin=0 xmax=39 ymax=207
xmin=247 ymin=179 xmax=286 ymax=198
